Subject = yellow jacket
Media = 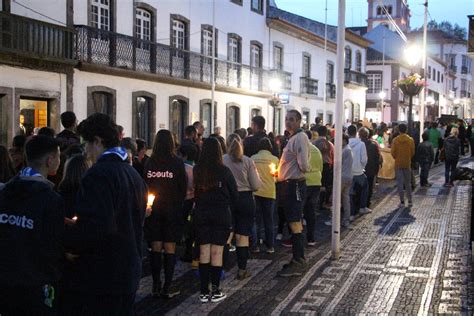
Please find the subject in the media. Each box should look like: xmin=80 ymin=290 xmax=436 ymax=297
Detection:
xmin=251 ymin=150 xmax=280 ymax=199
xmin=391 ymin=133 xmax=415 ymax=169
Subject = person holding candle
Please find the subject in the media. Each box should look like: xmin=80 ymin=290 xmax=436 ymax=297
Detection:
xmin=223 ymin=134 xmax=262 ymax=280
xmin=0 ymin=135 xmax=63 ymax=315
xmin=194 ymin=137 xmax=238 ymax=302
xmin=61 ymin=114 xmax=147 ymax=315
xmin=58 ymin=154 xmax=91 ymax=222
xmin=144 ymin=129 xmax=187 ymax=299
xmin=250 ymin=138 xmax=279 ymax=254
xmin=277 ymin=109 xmax=311 ymax=277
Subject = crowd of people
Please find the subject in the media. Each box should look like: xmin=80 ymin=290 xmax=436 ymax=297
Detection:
xmin=0 ymin=109 xmax=471 ymax=315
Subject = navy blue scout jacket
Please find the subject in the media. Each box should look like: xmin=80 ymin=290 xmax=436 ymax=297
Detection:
xmin=144 ymin=156 xmax=187 ymax=213
xmin=0 ymin=175 xmax=64 ymax=288
xmin=63 ymin=153 xmax=147 ymax=295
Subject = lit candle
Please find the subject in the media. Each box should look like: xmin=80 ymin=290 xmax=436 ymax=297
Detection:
xmin=269 ymin=163 xmax=277 ymax=176
xmin=147 ymin=194 xmax=156 ymax=208
xmin=72 ymin=216 xmax=78 ymax=222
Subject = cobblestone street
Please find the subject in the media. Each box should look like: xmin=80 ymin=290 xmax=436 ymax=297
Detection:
xmin=135 ymin=159 xmax=474 ymax=315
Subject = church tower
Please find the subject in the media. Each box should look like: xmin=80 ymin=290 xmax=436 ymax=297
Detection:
xmin=367 ymin=0 xmax=411 ymax=32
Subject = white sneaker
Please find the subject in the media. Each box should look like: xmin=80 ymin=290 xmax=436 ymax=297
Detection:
xmin=276 ymin=233 xmax=283 ymax=241
xmin=324 ymin=220 xmax=332 ymax=226
xmin=349 ymin=215 xmax=355 ymax=222
xmin=359 ymin=207 xmax=372 ymax=215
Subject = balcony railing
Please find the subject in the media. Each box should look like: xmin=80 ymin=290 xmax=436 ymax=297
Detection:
xmin=75 ymin=25 xmax=290 ymax=94
xmin=461 ymin=66 xmax=469 ymax=74
xmin=300 ymin=77 xmax=318 ymax=95
xmin=449 ymin=65 xmax=457 ymax=73
xmin=326 ymin=83 xmax=336 ymax=99
xmin=0 ymin=12 xmax=74 ymax=60
xmin=460 ymin=90 xmax=471 ymax=98
xmin=344 ymin=69 xmax=367 ymax=87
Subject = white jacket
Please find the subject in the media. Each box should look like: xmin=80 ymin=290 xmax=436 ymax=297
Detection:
xmin=348 ymin=137 xmax=367 ymax=176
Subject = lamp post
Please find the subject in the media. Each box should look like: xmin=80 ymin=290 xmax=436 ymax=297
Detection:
xmin=403 ymin=45 xmax=423 ymax=136
xmin=269 ymin=78 xmax=282 ymax=133
xmin=379 ymin=90 xmax=386 ymax=123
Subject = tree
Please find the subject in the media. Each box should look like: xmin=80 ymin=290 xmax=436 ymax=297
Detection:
xmin=417 ymin=20 xmax=467 ymax=40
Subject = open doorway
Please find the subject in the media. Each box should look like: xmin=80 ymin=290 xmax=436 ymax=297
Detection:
xmin=18 ymin=98 xmax=49 ymax=136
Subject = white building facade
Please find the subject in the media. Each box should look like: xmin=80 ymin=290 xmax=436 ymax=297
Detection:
xmin=0 ymin=0 xmax=369 ymax=147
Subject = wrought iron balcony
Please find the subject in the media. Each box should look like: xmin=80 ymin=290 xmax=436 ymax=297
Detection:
xmin=461 ymin=66 xmax=468 ymax=74
xmin=0 ymin=12 xmax=74 ymax=61
xmin=75 ymin=25 xmax=288 ymax=94
xmin=326 ymin=83 xmax=336 ymax=99
xmin=460 ymin=90 xmax=470 ymax=98
xmin=344 ymin=69 xmax=367 ymax=87
xmin=300 ymin=77 xmax=318 ymax=95
xmin=449 ymin=65 xmax=457 ymax=74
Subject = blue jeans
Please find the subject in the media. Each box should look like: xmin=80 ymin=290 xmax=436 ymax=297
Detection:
xmin=303 ymin=186 xmax=320 ymax=242
xmin=253 ymin=196 xmax=276 ymax=248
xmin=445 ymin=159 xmax=458 ymax=184
xmin=350 ymin=174 xmax=369 ymax=215
xmin=419 ymin=162 xmax=431 ymax=186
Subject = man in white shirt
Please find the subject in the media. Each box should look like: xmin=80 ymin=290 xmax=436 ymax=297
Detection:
xmin=347 ymin=125 xmax=372 ymax=216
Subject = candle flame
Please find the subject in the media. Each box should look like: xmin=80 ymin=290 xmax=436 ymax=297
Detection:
xmin=72 ymin=216 xmax=78 ymax=221
xmin=269 ymin=163 xmax=277 ymax=176
xmin=147 ymin=194 xmax=156 ymax=208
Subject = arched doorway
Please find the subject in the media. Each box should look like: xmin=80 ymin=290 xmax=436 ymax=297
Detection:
xmin=169 ymin=96 xmax=189 ymax=141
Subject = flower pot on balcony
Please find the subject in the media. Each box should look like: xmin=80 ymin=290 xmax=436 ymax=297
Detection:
xmin=398 ymin=83 xmax=423 ymax=97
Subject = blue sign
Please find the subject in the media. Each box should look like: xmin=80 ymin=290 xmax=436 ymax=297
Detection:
xmin=279 ymin=93 xmax=290 ymax=104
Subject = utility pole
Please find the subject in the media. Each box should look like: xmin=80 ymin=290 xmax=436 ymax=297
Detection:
xmin=419 ymin=0 xmax=428 ymax=140
xmin=323 ymin=0 xmax=328 ymax=115
xmin=331 ymin=0 xmax=345 ymax=260
xmin=211 ymin=0 xmax=216 ymax=132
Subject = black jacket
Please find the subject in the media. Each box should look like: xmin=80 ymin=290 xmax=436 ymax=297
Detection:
xmin=63 ymin=154 xmax=147 ymax=295
xmin=444 ymin=136 xmax=461 ymax=162
xmin=194 ymin=165 xmax=238 ymax=211
xmin=362 ymin=139 xmax=382 ymax=177
xmin=56 ymin=129 xmax=80 ymax=152
xmin=144 ymin=156 xmax=187 ymax=214
xmin=416 ymin=141 xmax=434 ymax=164
xmin=0 ymin=176 xmax=64 ymax=288
xmin=133 ymin=155 xmax=150 ymax=179
xmin=243 ymin=131 xmax=279 ymax=157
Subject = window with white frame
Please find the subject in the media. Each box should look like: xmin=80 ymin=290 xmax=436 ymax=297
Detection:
xmin=274 ymin=46 xmax=283 ymax=70
xmin=91 ymin=0 xmax=110 ymax=30
xmin=355 ymin=51 xmax=362 ymax=72
xmin=203 ymin=29 xmax=213 ymax=57
xmin=172 ymin=19 xmax=185 ymax=51
xmin=135 ymin=8 xmax=151 ymax=41
xmin=228 ymin=37 xmax=240 ymax=63
xmin=251 ymin=44 xmax=261 ymax=68
xmin=327 ymin=62 xmax=334 ymax=84
xmin=303 ymin=55 xmax=311 ymax=77
xmin=251 ymin=0 xmax=263 ymax=13
xmin=345 ymin=47 xmax=352 ymax=70
xmin=367 ymin=73 xmax=382 ymax=94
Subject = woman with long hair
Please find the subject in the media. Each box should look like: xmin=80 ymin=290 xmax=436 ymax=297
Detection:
xmin=58 ymin=154 xmax=91 ymax=219
xmin=0 ymin=145 xmax=15 ymax=185
xmin=223 ymin=134 xmax=261 ymax=280
xmin=194 ymin=137 xmax=238 ymax=303
xmin=144 ymin=130 xmax=187 ymax=299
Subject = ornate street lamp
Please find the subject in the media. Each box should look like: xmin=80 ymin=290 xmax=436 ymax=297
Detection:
xmin=395 ymin=45 xmax=426 ymax=135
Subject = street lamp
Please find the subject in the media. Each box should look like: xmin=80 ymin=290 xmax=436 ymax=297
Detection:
xmin=378 ymin=90 xmax=386 ymax=122
xmin=454 ymin=98 xmax=460 ymax=116
xmin=403 ymin=45 xmax=423 ymax=136
xmin=269 ymin=78 xmax=282 ymax=92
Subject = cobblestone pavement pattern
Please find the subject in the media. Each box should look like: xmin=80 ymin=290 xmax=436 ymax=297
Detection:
xmin=135 ymin=159 xmax=474 ymax=315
